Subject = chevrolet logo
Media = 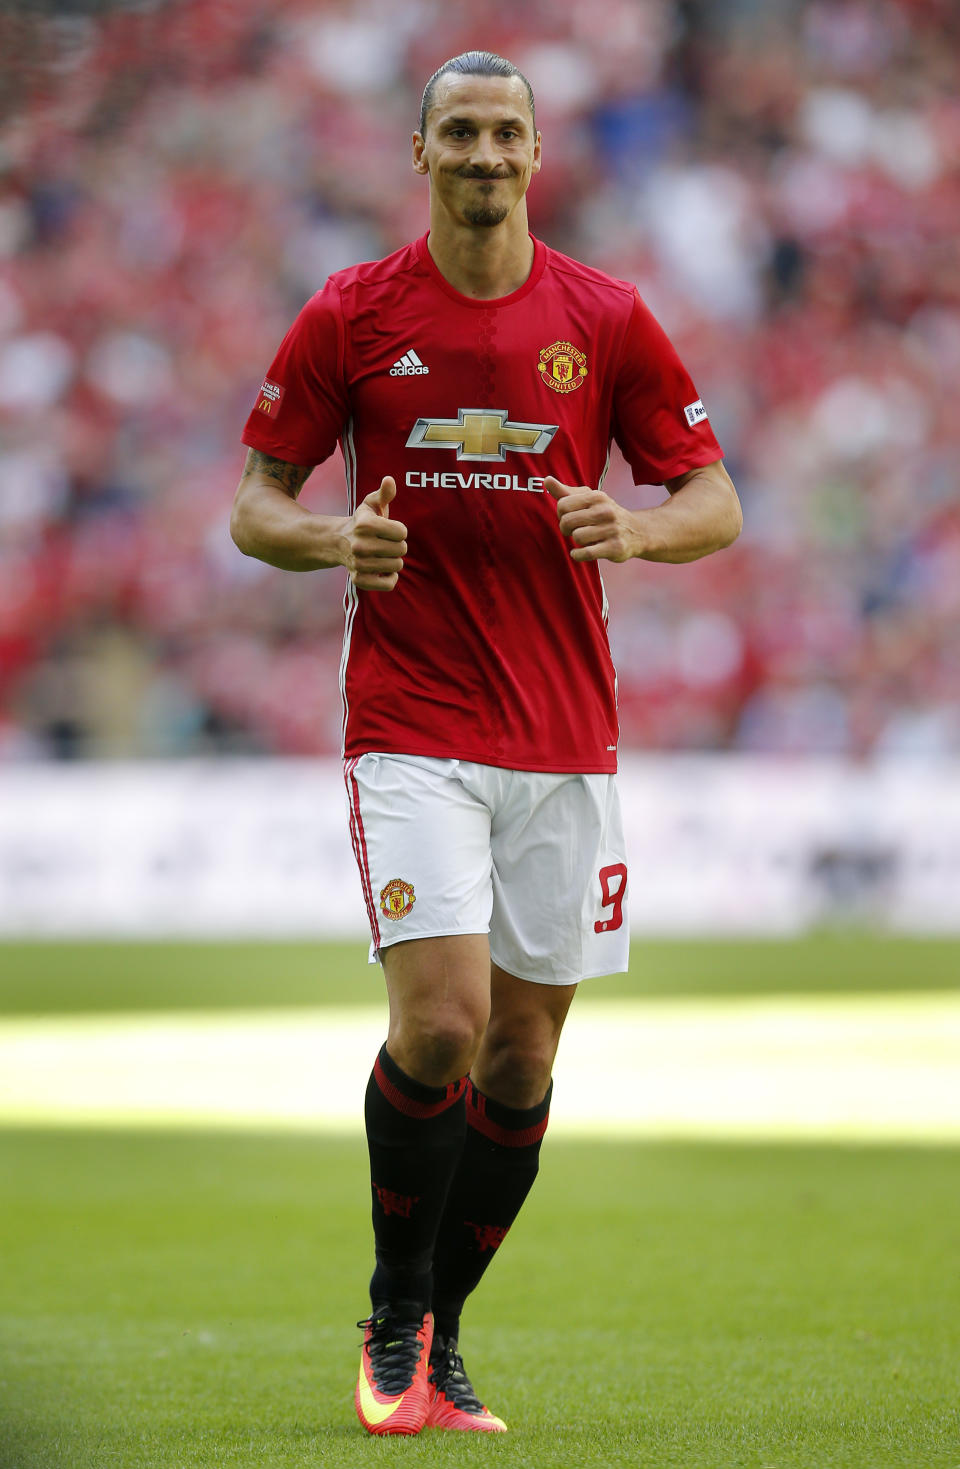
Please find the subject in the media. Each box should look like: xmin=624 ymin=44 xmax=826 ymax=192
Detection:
xmin=406 ymin=408 xmax=558 ymax=462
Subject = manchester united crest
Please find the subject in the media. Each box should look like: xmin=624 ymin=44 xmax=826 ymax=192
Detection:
xmin=380 ymin=878 xmax=416 ymax=921
xmin=538 ymin=340 xmax=588 ymax=394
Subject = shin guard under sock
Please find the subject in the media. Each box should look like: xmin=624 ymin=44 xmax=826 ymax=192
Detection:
xmin=431 ymin=1078 xmax=552 ymax=1342
xmin=364 ymin=1043 xmax=468 ymax=1313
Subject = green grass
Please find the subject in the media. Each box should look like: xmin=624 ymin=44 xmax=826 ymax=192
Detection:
xmin=1 ymin=1130 xmax=958 ymax=1468
xmin=2 ymin=939 xmax=958 ymax=1464
xmin=2 ymin=933 xmax=958 ymax=1015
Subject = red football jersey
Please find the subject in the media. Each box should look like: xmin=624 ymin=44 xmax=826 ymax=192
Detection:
xmin=242 ymin=234 xmax=722 ymax=772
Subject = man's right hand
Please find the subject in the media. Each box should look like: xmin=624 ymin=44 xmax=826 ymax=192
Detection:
xmin=341 ymin=477 xmax=408 ymax=591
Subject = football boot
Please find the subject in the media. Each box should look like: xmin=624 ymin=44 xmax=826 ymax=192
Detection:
xmin=425 ymin=1333 xmax=507 ymax=1433
xmin=355 ymin=1304 xmax=433 ymax=1436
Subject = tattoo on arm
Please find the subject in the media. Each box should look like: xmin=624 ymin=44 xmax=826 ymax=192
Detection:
xmin=242 ymin=448 xmax=312 ymax=498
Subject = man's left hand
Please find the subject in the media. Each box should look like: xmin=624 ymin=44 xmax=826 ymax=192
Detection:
xmin=545 ymin=477 xmax=640 ymax=563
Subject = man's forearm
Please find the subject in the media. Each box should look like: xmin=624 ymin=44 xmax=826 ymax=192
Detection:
xmin=632 ymin=461 xmax=742 ymax=563
xmin=230 ymin=478 xmax=349 ymax=572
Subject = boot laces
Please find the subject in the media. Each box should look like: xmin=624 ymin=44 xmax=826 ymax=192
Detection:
xmin=357 ymin=1310 xmax=425 ymax=1395
xmin=428 ymin=1338 xmax=484 ymax=1413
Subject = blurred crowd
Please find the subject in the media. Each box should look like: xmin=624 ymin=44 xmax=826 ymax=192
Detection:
xmin=0 ymin=0 xmax=958 ymax=760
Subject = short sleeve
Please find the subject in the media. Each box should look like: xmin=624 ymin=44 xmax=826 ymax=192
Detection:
xmin=612 ymin=291 xmax=723 ymax=486
xmin=241 ymin=279 xmax=349 ymax=467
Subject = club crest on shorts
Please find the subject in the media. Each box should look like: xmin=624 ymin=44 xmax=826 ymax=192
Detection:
xmin=538 ymin=340 xmax=588 ymax=394
xmin=379 ymin=878 xmax=416 ymax=921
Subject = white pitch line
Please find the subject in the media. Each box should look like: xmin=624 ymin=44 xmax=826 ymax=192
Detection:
xmin=0 ymin=995 xmax=959 ymax=1141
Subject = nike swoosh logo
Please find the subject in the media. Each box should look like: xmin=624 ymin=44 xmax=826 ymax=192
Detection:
xmin=357 ymin=1363 xmax=405 ymax=1427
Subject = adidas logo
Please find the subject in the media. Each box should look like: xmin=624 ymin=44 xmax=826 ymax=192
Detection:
xmin=390 ymin=349 xmax=430 ymax=376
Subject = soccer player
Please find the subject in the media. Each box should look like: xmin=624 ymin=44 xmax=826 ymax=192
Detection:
xmin=231 ymin=51 xmax=741 ymax=1437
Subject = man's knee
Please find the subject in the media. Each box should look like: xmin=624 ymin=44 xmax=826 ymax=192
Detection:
xmin=388 ymin=1002 xmax=489 ymax=1087
xmin=382 ymin=934 xmax=491 ymax=1086
xmin=474 ymin=1029 xmax=556 ymax=1110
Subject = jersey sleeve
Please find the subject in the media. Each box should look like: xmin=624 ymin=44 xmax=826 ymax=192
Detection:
xmin=612 ymin=291 xmax=723 ymax=486
xmin=241 ymin=279 xmax=349 ymax=466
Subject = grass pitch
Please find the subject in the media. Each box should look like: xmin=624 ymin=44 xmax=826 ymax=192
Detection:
xmin=1 ymin=936 xmax=958 ymax=1467
xmin=2 ymin=1129 xmax=958 ymax=1469
xmin=3 ymin=931 xmax=960 ymax=1013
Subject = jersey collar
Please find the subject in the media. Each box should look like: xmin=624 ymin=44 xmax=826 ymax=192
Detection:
xmin=416 ymin=233 xmax=546 ymax=308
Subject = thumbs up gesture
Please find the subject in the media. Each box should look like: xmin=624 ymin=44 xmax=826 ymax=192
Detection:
xmin=545 ymin=476 xmax=639 ymax=564
xmin=343 ymin=476 xmax=408 ymax=590
xmin=366 ymin=477 xmax=396 ymax=518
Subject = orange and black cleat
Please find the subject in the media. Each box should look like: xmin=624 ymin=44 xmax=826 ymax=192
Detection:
xmin=425 ymin=1334 xmax=507 ymax=1433
xmin=355 ymin=1305 xmax=433 ymax=1436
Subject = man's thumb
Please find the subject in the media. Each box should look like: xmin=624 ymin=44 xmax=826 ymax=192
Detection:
xmin=367 ymin=476 xmax=396 ymax=516
xmin=544 ymin=476 xmax=565 ymax=501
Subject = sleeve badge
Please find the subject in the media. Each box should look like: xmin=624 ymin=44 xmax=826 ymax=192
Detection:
xmin=255 ymin=379 xmax=285 ymax=417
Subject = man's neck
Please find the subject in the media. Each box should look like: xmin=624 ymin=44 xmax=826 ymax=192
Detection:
xmin=426 ymin=213 xmax=534 ymax=300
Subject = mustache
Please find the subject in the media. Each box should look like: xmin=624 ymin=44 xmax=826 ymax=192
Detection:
xmin=456 ymin=167 xmax=513 ymax=179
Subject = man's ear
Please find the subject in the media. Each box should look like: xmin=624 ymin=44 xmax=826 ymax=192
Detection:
xmin=412 ymin=132 xmax=428 ymax=175
xmin=531 ymin=130 xmax=542 ymax=174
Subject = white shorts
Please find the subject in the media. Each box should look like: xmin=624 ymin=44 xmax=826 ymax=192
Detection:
xmin=343 ymin=753 xmax=629 ymax=985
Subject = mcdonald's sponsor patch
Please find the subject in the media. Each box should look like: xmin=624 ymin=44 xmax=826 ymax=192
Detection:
xmin=255 ymin=379 xmax=285 ymax=417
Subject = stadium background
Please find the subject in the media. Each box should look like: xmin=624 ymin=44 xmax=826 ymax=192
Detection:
xmin=1 ymin=0 xmax=958 ymax=765
xmin=2 ymin=2 xmax=960 ymax=1465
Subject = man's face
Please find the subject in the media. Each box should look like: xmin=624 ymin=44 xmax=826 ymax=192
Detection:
xmin=413 ymin=73 xmax=541 ymax=229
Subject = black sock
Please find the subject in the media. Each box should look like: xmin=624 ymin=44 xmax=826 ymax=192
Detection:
xmin=430 ymin=1078 xmax=552 ymax=1343
xmin=364 ymin=1043 xmax=468 ymax=1314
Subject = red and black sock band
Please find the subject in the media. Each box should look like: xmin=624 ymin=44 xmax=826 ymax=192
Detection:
xmin=373 ymin=1044 xmax=468 ymax=1119
xmin=465 ymin=1076 xmax=552 ymax=1148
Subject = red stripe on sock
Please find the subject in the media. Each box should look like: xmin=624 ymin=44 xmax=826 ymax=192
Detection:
xmin=466 ymin=1090 xmax=550 ymax=1149
xmin=373 ymin=1058 xmax=468 ymax=1119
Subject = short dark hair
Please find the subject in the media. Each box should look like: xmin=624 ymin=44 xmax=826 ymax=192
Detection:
xmin=419 ymin=52 xmax=536 ymax=136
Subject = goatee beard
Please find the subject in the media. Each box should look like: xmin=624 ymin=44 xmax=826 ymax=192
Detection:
xmin=464 ymin=203 xmax=509 ymax=227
